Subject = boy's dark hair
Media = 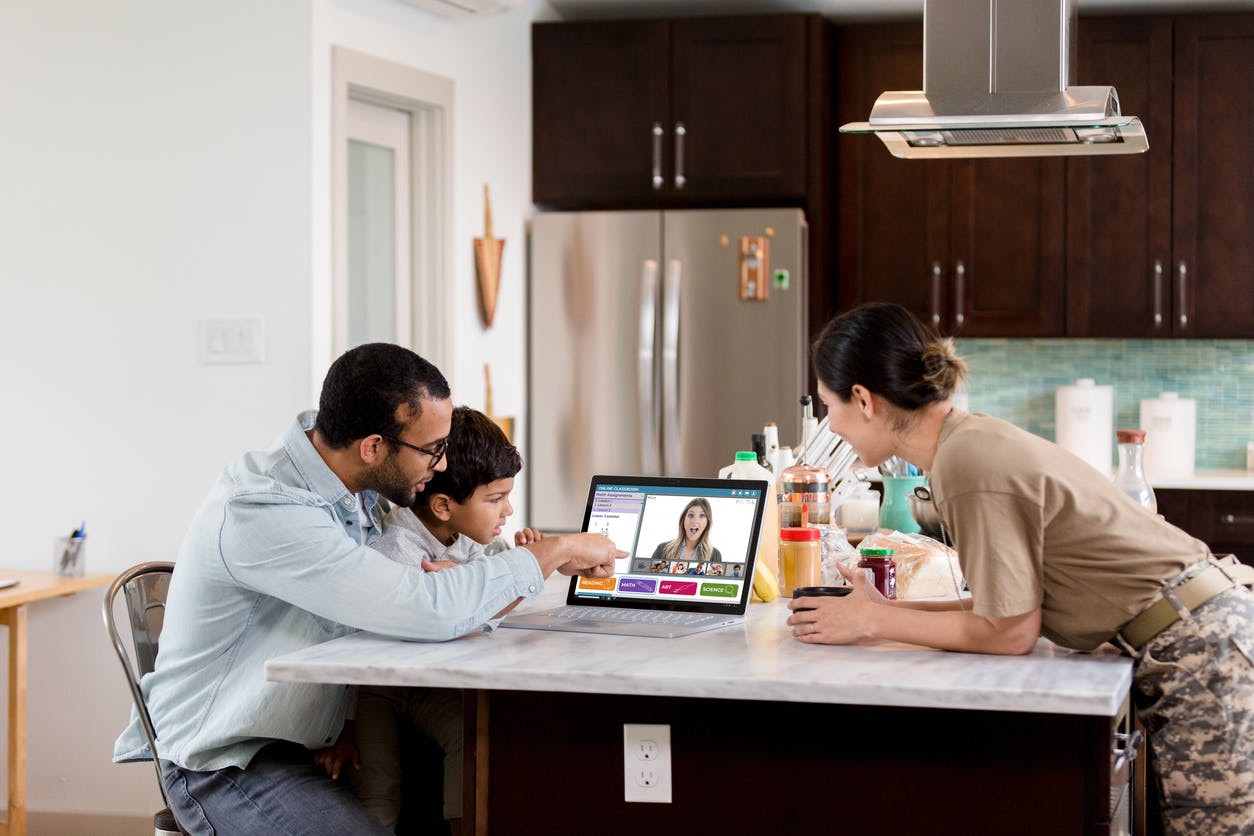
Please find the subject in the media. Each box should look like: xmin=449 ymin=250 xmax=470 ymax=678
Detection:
xmin=314 ymin=343 xmax=451 ymax=449
xmin=415 ymin=406 xmax=522 ymax=506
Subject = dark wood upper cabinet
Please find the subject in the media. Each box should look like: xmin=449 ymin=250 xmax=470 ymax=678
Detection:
xmin=532 ymin=21 xmax=670 ymax=206
xmin=1066 ymin=16 xmax=1174 ymax=338
xmin=533 ymin=15 xmax=816 ymax=207
xmin=834 ymin=24 xmax=1065 ymax=337
xmin=1172 ymin=14 xmax=1254 ymax=338
xmin=1068 ymin=13 xmax=1254 ymax=338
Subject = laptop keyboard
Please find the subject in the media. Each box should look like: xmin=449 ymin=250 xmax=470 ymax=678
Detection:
xmin=558 ymin=606 xmax=723 ymax=626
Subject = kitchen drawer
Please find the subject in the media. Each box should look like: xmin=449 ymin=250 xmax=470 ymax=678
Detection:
xmin=1156 ymin=488 xmax=1254 ymax=564
xmin=1190 ymin=491 xmax=1254 ymax=561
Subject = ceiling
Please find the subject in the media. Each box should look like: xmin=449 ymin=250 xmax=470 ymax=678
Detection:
xmin=548 ymin=0 xmax=1254 ymax=22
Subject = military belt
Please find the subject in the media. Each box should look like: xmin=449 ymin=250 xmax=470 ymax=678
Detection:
xmin=1117 ymin=555 xmax=1254 ymax=653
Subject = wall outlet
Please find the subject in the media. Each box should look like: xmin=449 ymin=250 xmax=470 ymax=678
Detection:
xmin=623 ymin=724 xmax=671 ymax=803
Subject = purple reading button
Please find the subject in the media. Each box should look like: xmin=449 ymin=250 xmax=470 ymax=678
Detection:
xmin=659 ymin=580 xmax=699 ymax=596
xmin=618 ymin=578 xmax=657 ymax=594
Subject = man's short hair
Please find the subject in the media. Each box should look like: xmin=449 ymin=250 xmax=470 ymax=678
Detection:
xmin=415 ymin=406 xmax=521 ymax=506
xmin=314 ymin=343 xmax=451 ymax=448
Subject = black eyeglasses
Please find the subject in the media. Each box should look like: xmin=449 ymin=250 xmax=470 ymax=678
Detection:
xmin=385 ymin=434 xmax=448 ymax=468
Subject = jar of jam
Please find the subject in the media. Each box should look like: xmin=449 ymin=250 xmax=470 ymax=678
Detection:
xmin=858 ymin=547 xmax=897 ymax=599
xmin=779 ymin=527 xmax=822 ymax=597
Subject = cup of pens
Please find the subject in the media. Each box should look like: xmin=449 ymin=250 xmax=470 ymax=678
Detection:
xmin=55 ymin=524 xmax=86 ymax=577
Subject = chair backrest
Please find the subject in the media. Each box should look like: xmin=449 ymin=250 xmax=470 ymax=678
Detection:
xmin=103 ymin=562 xmax=175 ymax=809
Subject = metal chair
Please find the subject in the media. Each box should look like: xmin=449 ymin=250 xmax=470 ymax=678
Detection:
xmin=103 ymin=562 xmax=187 ymax=836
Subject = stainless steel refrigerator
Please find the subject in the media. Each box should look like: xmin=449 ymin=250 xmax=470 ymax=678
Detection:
xmin=527 ymin=208 xmax=808 ymax=531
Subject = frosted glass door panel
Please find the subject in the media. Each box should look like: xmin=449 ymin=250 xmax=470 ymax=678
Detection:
xmin=348 ymin=138 xmax=397 ymax=345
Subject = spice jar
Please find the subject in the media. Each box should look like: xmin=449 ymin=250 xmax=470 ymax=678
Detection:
xmin=858 ymin=547 xmax=897 ymax=599
xmin=780 ymin=464 xmax=830 ymax=527
xmin=779 ymin=527 xmax=821 ymax=597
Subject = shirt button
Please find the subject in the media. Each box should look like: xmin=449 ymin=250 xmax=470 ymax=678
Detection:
xmin=528 ymin=584 xmax=537 ymax=593
xmin=324 ymin=737 xmax=333 ymax=744
xmin=342 ymin=497 xmax=353 ymax=508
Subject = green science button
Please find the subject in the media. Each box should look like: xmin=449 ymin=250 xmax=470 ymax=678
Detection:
xmin=700 ymin=582 xmax=739 ymax=598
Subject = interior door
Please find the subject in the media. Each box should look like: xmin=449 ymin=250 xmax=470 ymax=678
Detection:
xmin=528 ymin=212 xmax=662 ymax=531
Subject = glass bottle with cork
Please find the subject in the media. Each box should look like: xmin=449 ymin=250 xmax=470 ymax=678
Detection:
xmin=1114 ymin=429 xmax=1157 ymax=514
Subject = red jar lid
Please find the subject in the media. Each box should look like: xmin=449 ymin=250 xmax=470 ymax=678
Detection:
xmin=780 ymin=527 xmax=821 ymax=541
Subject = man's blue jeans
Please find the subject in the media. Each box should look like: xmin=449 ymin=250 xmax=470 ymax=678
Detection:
xmin=161 ymin=741 xmax=392 ymax=835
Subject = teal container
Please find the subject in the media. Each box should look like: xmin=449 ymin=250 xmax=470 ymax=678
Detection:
xmin=878 ymin=476 xmax=928 ymax=534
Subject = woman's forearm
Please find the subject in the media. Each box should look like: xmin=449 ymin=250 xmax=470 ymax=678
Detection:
xmin=866 ymin=605 xmax=1041 ymax=655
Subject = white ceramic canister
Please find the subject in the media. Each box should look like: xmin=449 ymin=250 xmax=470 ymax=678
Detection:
xmin=1055 ymin=378 xmax=1114 ymax=474
xmin=1139 ymin=392 xmax=1196 ymax=479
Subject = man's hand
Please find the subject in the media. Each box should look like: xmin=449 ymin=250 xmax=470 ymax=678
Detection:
xmin=514 ymin=528 xmax=544 ymax=547
xmin=527 ymin=533 xmax=623 ymax=579
xmin=313 ymin=722 xmax=360 ymax=781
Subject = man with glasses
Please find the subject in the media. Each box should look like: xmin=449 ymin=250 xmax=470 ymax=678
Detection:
xmin=115 ymin=342 xmax=620 ymax=834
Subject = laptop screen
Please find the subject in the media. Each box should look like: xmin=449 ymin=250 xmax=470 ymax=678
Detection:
xmin=566 ymin=475 xmax=769 ymax=614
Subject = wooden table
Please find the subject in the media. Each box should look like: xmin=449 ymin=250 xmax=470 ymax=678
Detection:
xmin=0 ymin=571 xmax=111 ymax=836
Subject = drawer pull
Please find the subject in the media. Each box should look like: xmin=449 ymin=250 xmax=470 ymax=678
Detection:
xmin=1114 ymin=730 xmax=1144 ymax=772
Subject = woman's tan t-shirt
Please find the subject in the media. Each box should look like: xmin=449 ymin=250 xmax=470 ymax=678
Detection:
xmin=929 ymin=410 xmax=1211 ymax=650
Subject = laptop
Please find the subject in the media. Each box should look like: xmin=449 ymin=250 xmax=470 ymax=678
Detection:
xmin=500 ymin=474 xmax=768 ymax=638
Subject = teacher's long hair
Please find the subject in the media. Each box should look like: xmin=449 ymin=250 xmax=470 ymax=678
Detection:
xmin=663 ymin=498 xmax=715 ymax=563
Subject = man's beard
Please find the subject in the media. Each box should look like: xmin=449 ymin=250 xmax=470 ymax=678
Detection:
xmin=363 ymin=454 xmax=420 ymax=507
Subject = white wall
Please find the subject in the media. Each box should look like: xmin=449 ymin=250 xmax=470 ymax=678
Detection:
xmin=0 ymin=0 xmax=546 ymax=817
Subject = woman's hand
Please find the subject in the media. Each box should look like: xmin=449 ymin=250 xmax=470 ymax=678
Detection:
xmin=785 ymin=562 xmax=885 ymax=644
xmin=514 ymin=528 xmax=544 ymax=547
xmin=313 ymin=723 xmax=360 ymax=781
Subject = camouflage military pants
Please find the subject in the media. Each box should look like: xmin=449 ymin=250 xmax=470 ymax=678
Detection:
xmin=1132 ymin=585 xmax=1254 ymax=835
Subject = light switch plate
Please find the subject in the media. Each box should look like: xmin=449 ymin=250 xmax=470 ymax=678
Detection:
xmin=199 ymin=317 xmax=266 ymax=364
xmin=623 ymin=723 xmax=671 ymax=803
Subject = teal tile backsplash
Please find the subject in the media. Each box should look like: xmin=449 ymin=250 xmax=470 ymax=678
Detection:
xmin=956 ymin=340 xmax=1254 ymax=469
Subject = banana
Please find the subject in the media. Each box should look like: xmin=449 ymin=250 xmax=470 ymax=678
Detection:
xmin=752 ymin=561 xmax=779 ymax=603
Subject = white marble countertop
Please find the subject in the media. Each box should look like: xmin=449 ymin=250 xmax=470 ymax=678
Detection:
xmin=267 ymin=577 xmax=1132 ymax=717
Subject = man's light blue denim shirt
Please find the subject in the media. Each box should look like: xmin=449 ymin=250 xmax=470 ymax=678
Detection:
xmin=114 ymin=411 xmax=544 ymax=771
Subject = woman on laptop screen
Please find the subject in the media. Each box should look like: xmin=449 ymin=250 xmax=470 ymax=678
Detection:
xmin=650 ymin=498 xmax=723 ymax=570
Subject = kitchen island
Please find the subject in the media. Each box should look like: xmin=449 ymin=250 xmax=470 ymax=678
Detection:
xmin=267 ymin=577 xmax=1136 ymax=835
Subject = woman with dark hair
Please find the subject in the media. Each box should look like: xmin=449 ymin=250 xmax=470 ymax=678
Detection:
xmin=651 ymin=498 xmax=723 ymax=567
xmin=787 ymin=302 xmax=1253 ymax=835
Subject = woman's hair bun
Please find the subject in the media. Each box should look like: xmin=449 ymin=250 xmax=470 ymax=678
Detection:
xmin=920 ymin=339 xmax=967 ymax=399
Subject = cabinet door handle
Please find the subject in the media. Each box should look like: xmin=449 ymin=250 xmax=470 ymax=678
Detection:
xmin=1177 ymin=261 xmax=1189 ymax=329
xmin=954 ymin=260 xmax=966 ymax=328
xmin=1219 ymin=512 xmax=1254 ymax=526
xmin=651 ymin=123 xmax=664 ymax=190
xmin=930 ymin=262 xmax=943 ymax=327
xmin=673 ymin=122 xmax=686 ymax=190
xmin=1152 ymin=259 xmax=1164 ymax=327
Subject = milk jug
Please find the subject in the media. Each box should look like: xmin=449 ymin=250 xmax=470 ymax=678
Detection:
xmin=719 ymin=452 xmax=779 ymax=582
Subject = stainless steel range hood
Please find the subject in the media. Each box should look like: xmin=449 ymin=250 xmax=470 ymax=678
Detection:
xmin=840 ymin=0 xmax=1148 ymax=159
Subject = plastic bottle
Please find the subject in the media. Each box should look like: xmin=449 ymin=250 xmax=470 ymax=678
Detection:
xmin=719 ymin=451 xmax=780 ymax=586
xmin=1114 ymin=429 xmax=1157 ymax=514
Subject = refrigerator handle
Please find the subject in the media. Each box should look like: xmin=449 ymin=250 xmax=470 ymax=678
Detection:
xmin=661 ymin=258 xmax=683 ymax=475
xmin=638 ymin=259 xmax=660 ymax=475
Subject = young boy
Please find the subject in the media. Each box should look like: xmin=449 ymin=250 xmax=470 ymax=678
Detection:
xmin=330 ymin=406 xmax=540 ymax=832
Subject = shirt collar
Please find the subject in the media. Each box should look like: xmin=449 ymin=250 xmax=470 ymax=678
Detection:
xmin=284 ymin=410 xmax=359 ymax=509
xmin=936 ymin=407 xmax=969 ymax=447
